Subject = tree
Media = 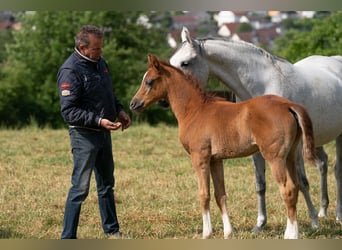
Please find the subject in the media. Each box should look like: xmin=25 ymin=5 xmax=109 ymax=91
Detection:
xmin=0 ymin=11 xmax=174 ymax=128
xmin=273 ymin=12 xmax=342 ymax=63
xmin=237 ymin=22 xmax=253 ymax=33
xmin=0 ymin=29 xmax=13 ymax=63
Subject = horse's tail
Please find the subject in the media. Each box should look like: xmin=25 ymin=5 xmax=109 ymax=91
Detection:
xmin=289 ymin=104 xmax=318 ymax=166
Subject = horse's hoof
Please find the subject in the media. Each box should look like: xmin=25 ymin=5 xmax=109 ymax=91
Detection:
xmin=251 ymin=225 xmax=263 ymax=233
xmin=311 ymin=218 xmax=319 ymax=229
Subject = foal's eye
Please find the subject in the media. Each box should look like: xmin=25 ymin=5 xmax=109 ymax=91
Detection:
xmin=181 ymin=61 xmax=189 ymax=67
xmin=145 ymin=78 xmax=154 ymax=86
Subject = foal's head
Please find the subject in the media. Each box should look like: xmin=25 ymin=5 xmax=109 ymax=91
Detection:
xmin=130 ymin=54 xmax=173 ymax=113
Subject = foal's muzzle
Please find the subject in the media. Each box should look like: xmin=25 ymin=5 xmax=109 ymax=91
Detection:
xmin=130 ymin=98 xmax=144 ymax=112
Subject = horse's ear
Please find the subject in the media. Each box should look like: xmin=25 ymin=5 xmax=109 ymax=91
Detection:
xmin=181 ymin=26 xmax=193 ymax=45
xmin=148 ymin=54 xmax=161 ymax=70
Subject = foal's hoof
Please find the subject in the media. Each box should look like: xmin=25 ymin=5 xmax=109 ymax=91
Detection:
xmin=336 ymin=217 xmax=342 ymax=225
xmin=318 ymin=208 xmax=327 ymax=217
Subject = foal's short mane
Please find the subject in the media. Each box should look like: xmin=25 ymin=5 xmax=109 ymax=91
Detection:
xmin=159 ymin=59 xmax=224 ymax=103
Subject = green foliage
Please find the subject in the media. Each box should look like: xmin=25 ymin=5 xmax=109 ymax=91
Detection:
xmin=237 ymin=22 xmax=253 ymax=33
xmin=273 ymin=12 xmax=342 ymax=63
xmin=0 ymin=11 xmax=174 ymax=128
xmin=0 ymin=29 xmax=13 ymax=63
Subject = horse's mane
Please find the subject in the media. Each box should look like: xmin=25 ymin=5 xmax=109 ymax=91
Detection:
xmin=196 ymin=36 xmax=289 ymax=64
xmin=158 ymin=59 xmax=224 ymax=103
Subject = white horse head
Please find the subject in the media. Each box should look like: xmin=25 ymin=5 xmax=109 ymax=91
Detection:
xmin=170 ymin=27 xmax=210 ymax=86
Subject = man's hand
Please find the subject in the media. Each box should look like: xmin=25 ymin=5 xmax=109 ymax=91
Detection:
xmin=100 ymin=118 xmax=122 ymax=131
xmin=117 ymin=111 xmax=131 ymax=131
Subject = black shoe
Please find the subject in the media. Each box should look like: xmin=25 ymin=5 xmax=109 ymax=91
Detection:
xmin=107 ymin=231 xmax=124 ymax=239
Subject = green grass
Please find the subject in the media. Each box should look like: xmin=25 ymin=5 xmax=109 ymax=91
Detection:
xmin=0 ymin=124 xmax=341 ymax=239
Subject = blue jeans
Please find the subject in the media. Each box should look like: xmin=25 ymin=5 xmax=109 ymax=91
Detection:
xmin=61 ymin=128 xmax=120 ymax=239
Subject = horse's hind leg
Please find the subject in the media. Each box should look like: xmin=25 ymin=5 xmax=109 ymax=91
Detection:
xmin=335 ymin=134 xmax=342 ymax=223
xmin=252 ymin=152 xmax=267 ymax=232
xmin=315 ymin=146 xmax=329 ymax=218
xmin=296 ymin=148 xmax=319 ymax=228
xmin=210 ymin=159 xmax=232 ymax=239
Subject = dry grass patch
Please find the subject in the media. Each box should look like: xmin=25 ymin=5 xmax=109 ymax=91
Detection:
xmin=0 ymin=124 xmax=341 ymax=239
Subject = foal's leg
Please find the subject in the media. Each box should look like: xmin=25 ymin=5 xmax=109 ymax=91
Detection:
xmin=335 ymin=134 xmax=342 ymax=223
xmin=315 ymin=146 xmax=329 ymax=218
xmin=210 ymin=159 xmax=232 ymax=239
xmin=252 ymin=152 xmax=267 ymax=232
xmin=296 ymin=148 xmax=319 ymax=228
xmin=191 ymin=152 xmax=212 ymax=239
xmin=268 ymin=157 xmax=299 ymax=239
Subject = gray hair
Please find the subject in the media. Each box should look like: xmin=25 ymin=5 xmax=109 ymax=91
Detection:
xmin=75 ymin=25 xmax=103 ymax=48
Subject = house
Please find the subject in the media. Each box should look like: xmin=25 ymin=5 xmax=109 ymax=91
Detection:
xmin=168 ymin=10 xmax=318 ymax=50
xmin=217 ymin=22 xmax=241 ymax=37
xmin=214 ymin=11 xmax=249 ymax=26
xmin=218 ymin=22 xmax=280 ymax=50
xmin=255 ymin=26 xmax=281 ymax=49
xmin=171 ymin=14 xmax=198 ymax=30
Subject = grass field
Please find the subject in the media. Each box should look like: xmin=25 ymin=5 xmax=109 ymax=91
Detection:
xmin=0 ymin=124 xmax=341 ymax=239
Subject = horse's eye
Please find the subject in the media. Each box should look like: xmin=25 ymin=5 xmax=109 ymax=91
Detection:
xmin=181 ymin=61 xmax=189 ymax=67
xmin=146 ymin=78 xmax=154 ymax=86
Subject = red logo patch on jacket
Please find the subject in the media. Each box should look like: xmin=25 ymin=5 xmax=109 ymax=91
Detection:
xmin=60 ymin=82 xmax=71 ymax=96
xmin=61 ymin=82 xmax=71 ymax=89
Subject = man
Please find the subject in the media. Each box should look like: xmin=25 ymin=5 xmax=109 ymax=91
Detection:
xmin=57 ymin=25 xmax=131 ymax=239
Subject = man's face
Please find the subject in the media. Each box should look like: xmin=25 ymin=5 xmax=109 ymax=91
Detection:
xmin=79 ymin=34 xmax=103 ymax=61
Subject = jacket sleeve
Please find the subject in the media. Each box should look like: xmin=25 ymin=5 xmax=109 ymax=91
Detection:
xmin=57 ymin=67 xmax=101 ymax=127
xmin=114 ymin=92 xmax=124 ymax=114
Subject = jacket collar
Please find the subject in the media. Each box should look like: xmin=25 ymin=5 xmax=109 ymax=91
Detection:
xmin=74 ymin=47 xmax=100 ymax=63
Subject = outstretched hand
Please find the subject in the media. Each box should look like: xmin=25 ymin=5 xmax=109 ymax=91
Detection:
xmin=100 ymin=111 xmax=131 ymax=131
xmin=100 ymin=118 xmax=122 ymax=131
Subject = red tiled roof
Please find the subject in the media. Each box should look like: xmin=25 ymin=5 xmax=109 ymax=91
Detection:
xmin=232 ymin=11 xmax=249 ymax=16
xmin=221 ymin=22 xmax=241 ymax=34
xmin=256 ymin=27 xmax=279 ymax=45
xmin=172 ymin=15 xmax=197 ymax=23
xmin=237 ymin=32 xmax=254 ymax=43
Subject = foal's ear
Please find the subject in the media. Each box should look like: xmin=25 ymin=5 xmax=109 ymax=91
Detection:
xmin=148 ymin=54 xmax=161 ymax=70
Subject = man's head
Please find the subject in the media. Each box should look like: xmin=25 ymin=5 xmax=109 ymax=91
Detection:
xmin=75 ymin=25 xmax=103 ymax=61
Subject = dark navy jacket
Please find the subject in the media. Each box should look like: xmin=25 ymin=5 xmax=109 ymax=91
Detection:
xmin=57 ymin=49 xmax=123 ymax=129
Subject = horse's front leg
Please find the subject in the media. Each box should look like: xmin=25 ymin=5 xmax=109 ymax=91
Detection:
xmin=335 ymin=134 xmax=342 ymax=223
xmin=252 ymin=152 xmax=267 ymax=232
xmin=296 ymin=147 xmax=319 ymax=228
xmin=210 ymin=159 xmax=232 ymax=239
xmin=191 ymin=152 xmax=212 ymax=239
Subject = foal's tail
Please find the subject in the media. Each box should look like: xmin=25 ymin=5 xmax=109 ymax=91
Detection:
xmin=289 ymin=105 xmax=318 ymax=165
